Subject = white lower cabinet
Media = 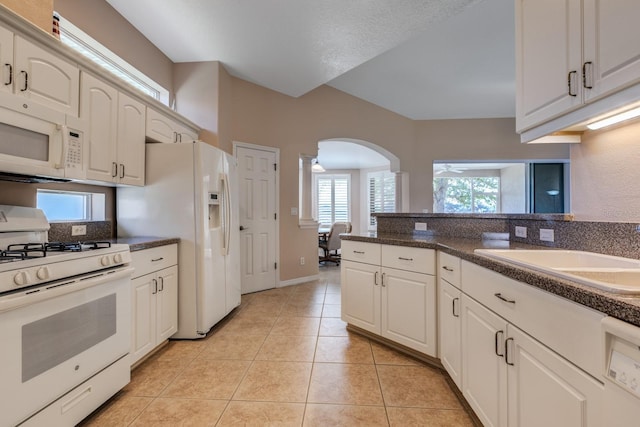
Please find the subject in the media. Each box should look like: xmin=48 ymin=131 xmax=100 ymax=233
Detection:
xmin=130 ymin=245 xmax=178 ymax=366
xmin=439 ymin=278 xmax=462 ymax=388
xmin=458 ymin=261 xmax=604 ymax=427
xmin=341 ymin=241 xmax=437 ymax=357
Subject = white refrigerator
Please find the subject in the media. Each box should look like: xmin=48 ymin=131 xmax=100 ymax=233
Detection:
xmin=117 ymin=141 xmax=241 ymax=339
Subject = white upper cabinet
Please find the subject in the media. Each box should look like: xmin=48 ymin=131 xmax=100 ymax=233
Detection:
xmin=582 ymin=0 xmax=640 ymax=102
xmin=146 ymin=107 xmax=199 ymax=143
xmin=0 ymin=26 xmax=12 ymax=95
xmin=116 ymin=93 xmax=145 ymax=186
xmin=516 ymin=0 xmax=640 ymax=133
xmin=81 ymin=72 xmax=145 ymax=186
xmin=515 ymin=0 xmax=582 ymax=132
xmin=13 ymin=36 xmax=79 ymax=116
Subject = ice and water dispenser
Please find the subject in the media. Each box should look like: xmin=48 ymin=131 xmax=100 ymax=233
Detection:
xmin=208 ymin=192 xmax=220 ymax=229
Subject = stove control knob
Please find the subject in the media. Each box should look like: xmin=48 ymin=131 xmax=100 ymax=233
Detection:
xmin=36 ymin=267 xmax=50 ymax=280
xmin=101 ymin=256 xmax=111 ymax=267
xmin=14 ymin=271 xmax=30 ymax=286
xmin=113 ymin=253 xmax=123 ymax=264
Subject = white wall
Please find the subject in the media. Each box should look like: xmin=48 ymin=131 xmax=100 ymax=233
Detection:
xmin=500 ymin=164 xmax=526 ymax=213
xmin=571 ymin=120 xmax=640 ymax=222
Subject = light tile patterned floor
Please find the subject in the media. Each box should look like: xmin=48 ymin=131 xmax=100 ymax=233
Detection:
xmin=81 ymin=264 xmax=474 ymax=426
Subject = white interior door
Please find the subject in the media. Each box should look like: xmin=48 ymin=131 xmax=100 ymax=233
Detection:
xmin=235 ymin=144 xmax=278 ymax=294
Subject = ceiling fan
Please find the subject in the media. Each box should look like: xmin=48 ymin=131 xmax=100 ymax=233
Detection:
xmin=435 ymin=164 xmax=465 ymax=175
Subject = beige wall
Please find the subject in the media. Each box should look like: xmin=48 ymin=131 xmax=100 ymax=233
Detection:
xmin=174 ymin=61 xmax=221 ymax=146
xmin=0 ymin=0 xmax=53 ymax=32
xmin=54 ymin=0 xmax=174 ymax=101
xmin=570 ymin=120 xmax=640 ymax=222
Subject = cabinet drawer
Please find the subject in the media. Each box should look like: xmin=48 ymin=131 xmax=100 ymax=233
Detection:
xmin=438 ymin=251 xmax=461 ymax=288
xmin=461 ymin=260 xmax=604 ymax=378
xmin=341 ymin=241 xmax=381 ymax=265
xmin=382 ymin=245 xmax=435 ymax=274
xmin=130 ymin=244 xmax=178 ymax=278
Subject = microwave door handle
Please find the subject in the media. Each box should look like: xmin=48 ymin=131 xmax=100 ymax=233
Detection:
xmin=55 ymin=124 xmax=68 ymax=169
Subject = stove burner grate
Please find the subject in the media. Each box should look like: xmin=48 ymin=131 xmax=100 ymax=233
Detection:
xmin=45 ymin=241 xmax=112 ymax=252
xmin=3 ymin=243 xmax=46 ymax=260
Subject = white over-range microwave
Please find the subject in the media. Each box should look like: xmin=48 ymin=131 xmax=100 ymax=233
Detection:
xmin=0 ymin=91 xmax=86 ymax=182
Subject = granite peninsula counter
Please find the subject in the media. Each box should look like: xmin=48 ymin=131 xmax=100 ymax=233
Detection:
xmin=341 ymin=232 xmax=640 ymax=327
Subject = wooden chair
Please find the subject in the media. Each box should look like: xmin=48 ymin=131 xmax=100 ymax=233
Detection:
xmin=319 ymin=222 xmax=352 ymax=265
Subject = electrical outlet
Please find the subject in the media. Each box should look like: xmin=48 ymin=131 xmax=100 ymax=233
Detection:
xmin=291 ymin=207 xmax=298 ymax=216
xmin=540 ymin=228 xmax=555 ymax=242
xmin=415 ymin=222 xmax=427 ymax=231
xmin=300 ymin=257 xmax=305 ymax=265
xmin=515 ymin=226 xmax=527 ymax=238
xmin=71 ymin=225 xmax=87 ymax=236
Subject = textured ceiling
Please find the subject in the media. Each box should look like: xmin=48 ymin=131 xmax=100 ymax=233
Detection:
xmin=105 ymin=0 xmax=514 ymax=120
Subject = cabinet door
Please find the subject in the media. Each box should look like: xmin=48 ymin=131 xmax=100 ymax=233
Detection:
xmin=381 ymin=267 xmax=436 ymax=356
xmin=439 ymin=279 xmax=462 ymax=389
xmin=507 ymin=325 xmax=603 ymax=427
xmin=117 ymin=93 xmax=145 ymax=186
xmin=130 ymin=274 xmax=155 ymax=366
xmin=461 ymin=295 xmax=508 ymax=427
xmin=156 ymin=266 xmax=178 ymax=342
xmin=515 ymin=0 xmax=582 ymax=132
xmin=146 ymin=107 xmax=177 ymax=143
xmin=81 ymin=73 xmax=118 ymax=183
xmin=341 ymin=260 xmax=380 ymax=334
xmin=14 ymin=36 xmax=79 ymax=116
xmin=0 ymin=27 xmax=12 ymax=94
xmin=583 ymin=0 xmax=640 ymax=102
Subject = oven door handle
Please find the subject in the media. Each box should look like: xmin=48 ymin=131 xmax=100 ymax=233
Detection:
xmin=0 ymin=266 xmax=134 ymax=314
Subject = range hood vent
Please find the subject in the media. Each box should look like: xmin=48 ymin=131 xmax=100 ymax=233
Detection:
xmin=0 ymin=172 xmax=71 ymax=184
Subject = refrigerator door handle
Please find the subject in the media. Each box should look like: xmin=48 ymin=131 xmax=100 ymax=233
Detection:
xmin=222 ymin=173 xmax=231 ymax=256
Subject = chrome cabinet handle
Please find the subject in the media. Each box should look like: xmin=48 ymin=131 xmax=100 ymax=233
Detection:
xmin=381 ymin=272 xmax=386 ymax=287
xmin=151 ymin=257 xmax=164 ymax=262
xmin=173 ymin=131 xmax=178 ymax=143
xmin=158 ymin=276 xmax=164 ymax=292
xmin=495 ymin=330 xmax=505 ymax=357
xmin=120 ymin=163 xmax=125 ymax=179
xmin=505 ymin=337 xmax=515 ymax=366
xmin=567 ymin=71 xmax=577 ymax=96
xmin=20 ymin=70 xmax=28 ymax=91
xmin=112 ymin=162 xmax=118 ymax=177
xmin=152 ymin=278 xmax=158 ymax=294
xmin=398 ymin=257 xmax=413 ymax=261
xmin=442 ymin=266 xmax=454 ymax=272
xmin=582 ymin=61 xmax=593 ymax=89
xmin=374 ymin=271 xmax=379 ymax=286
xmin=452 ymin=297 xmax=460 ymax=317
xmin=494 ymin=293 xmax=516 ymax=304
xmin=353 ymin=250 xmax=365 ymax=254
xmin=4 ymin=63 xmax=12 ymax=86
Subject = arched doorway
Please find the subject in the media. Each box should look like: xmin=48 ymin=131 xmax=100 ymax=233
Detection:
xmin=313 ymin=138 xmax=406 ymax=234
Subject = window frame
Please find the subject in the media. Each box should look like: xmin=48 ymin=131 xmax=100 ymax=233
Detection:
xmin=313 ymin=174 xmax=351 ymax=226
xmin=58 ymin=15 xmax=170 ymax=105
xmin=36 ymin=189 xmax=105 ymax=222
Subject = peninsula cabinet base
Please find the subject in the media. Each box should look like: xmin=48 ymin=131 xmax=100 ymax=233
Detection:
xmin=346 ymin=323 xmax=484 ymax=427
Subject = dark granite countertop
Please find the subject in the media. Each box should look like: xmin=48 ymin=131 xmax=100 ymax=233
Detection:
xmin=342 ymin=232 xmax=640 ymax=327
xmin=111 ymin=236 xmax=180 ymax=252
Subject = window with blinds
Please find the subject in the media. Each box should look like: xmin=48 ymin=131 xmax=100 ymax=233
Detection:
xmin=368 ymin=171 xmax=396 ymax=227
xmin=314 ymin=175 xmax=350 ymax=225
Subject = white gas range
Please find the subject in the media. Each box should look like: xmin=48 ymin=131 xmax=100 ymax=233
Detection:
xmin=0 ymin=205 xmax=133 ymax=426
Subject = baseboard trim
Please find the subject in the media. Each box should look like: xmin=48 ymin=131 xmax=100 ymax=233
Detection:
xmin=279 ymin=274 xmax=320 ymax=287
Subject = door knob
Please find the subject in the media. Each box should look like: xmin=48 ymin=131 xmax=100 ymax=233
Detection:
xmin=240 ymin=225 xmax=249 ymax=231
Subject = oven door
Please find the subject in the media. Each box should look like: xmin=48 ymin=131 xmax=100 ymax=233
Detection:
xmin=0 ymin=266 xmax=133 ymax=426
xmin=0 ymin=90 xmax=67 ymax=179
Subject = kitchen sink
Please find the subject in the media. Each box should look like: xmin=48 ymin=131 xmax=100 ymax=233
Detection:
xmin=474 ymin=249 xmax=640 ymax=294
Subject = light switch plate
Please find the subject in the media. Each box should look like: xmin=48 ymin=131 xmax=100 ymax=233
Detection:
xmin=515 ymin=226 xmax=527 ymax=238
xmin=290 ymin=207 xmax=298 ymax=216
xmin=540 ymin=228 xmax=554 ymax=242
